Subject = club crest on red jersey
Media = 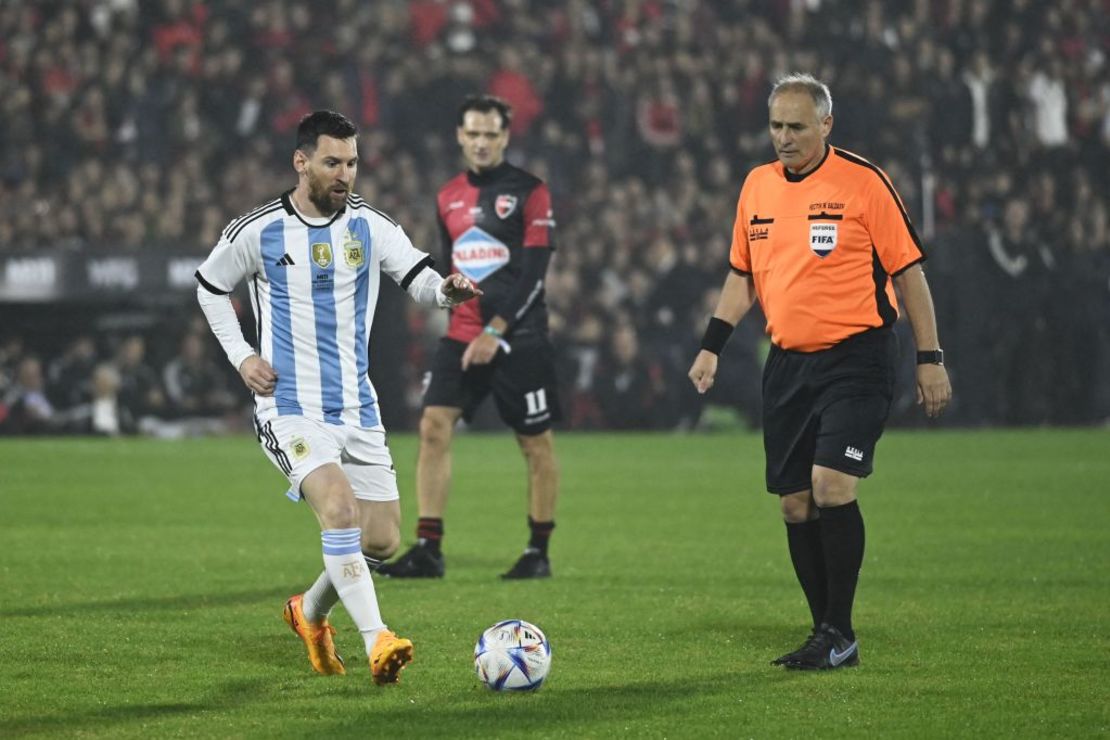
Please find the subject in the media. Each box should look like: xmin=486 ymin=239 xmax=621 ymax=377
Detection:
xmin=495 ymin=194 xmax=518 ymax=219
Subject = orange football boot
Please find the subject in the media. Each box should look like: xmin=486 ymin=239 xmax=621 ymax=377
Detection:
xmin=369 ymin=629 xmax=414 ymax=685
xmin=283 ymin=594 xmax=346 ymax=675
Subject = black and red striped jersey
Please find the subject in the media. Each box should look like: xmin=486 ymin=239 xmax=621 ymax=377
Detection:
xmin=435 ymin=161 xmax=555 ymax=342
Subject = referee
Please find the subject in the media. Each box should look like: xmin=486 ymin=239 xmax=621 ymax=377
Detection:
xmin=688 ymin=73 xmax=951 ymax=670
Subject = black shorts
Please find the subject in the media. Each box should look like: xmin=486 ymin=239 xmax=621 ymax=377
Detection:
xmin=762 ymin=327 xmax=898 ymax=494
xmin=423 ymin=335 xmax=562 ymax=435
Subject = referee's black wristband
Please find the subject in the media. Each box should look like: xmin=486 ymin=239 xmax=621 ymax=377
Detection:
xmin=700 ymin=317 xmax=735 ymax=355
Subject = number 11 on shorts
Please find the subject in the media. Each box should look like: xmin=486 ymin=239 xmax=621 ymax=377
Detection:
xmin=525 ymin=389 xmax=548 ymax=416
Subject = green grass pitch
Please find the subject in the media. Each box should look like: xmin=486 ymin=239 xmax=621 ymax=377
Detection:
xmin=1 ymin=430 xmax=1108 ymax=738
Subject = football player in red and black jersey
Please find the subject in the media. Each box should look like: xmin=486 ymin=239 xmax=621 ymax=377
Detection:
xmin=379 ymin=95 xmax=561 ymax=580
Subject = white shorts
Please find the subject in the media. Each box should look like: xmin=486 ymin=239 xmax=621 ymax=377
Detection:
xmin=255 ymin=416 xmax=399 ymax=503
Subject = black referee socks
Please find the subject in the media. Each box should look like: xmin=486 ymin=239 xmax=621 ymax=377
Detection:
xmin=817 ymin=500 xmax=866 ymax=642
xmin=785 ymin=518 xmax=828 ymax=630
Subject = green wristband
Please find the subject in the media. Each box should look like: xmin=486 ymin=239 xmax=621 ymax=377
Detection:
xmin=483 ymin=325 xmax=504 ymax=339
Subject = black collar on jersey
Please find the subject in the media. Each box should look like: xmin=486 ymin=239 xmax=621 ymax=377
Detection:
xmin=466 ymin=161 xmax=512 ymax=186
xmin=783 ymin=144 xmax=831 ymax=183
xmin=280 ymin=188 xmax=347 ymax=228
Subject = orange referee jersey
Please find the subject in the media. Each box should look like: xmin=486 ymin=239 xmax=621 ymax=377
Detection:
xmin=730 ymin=145 xmax=926 ymax=352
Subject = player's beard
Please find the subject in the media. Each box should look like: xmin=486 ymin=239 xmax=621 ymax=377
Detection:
xmin=307 ymin=171 xmax=350 ymax=216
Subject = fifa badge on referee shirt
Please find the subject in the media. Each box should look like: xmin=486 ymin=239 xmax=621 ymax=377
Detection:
xmin=809 ymin=222 xmax=838 ymax=258
xmin=311 ymin=242 xmax=334 ymax=268
xmin=342 ymin=230 xmax=364 ymax=268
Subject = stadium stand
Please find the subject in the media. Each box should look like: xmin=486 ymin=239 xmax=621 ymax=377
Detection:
xmin=0 ymin=0 xmax=1107 ymax=433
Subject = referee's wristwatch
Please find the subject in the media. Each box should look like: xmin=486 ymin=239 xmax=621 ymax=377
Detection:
xmin=916 ymin=349 xmax=944 ymax=365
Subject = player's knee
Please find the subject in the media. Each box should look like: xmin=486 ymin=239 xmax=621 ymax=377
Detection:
xmin=419 ymin=412 xmax=453 ymax=450
xmin=780 ymin=491 xmax=816 ymax=523
xmin=303 ymin=465 xmax=359 ymax=527
xmin=319 ymin=498 xmax=359 ymax=529
xmin=361 ymin=530 xmax=400 ymax=560
xmin=526 ymin=449 xmax=558 ymax=481
xmin=532 ymin=451 xmax=559 ymax=479
xmin=811 ymin=469 xmax=857 ymax=507
xmin=518 ymin=432 xmax=556 ymax=469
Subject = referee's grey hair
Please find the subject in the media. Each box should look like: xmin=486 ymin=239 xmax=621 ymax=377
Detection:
xmin=768 ymin=73 xmax=833 ymax=119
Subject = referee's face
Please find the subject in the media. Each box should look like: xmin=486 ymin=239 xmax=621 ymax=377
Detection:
xmin=769 ymin=91 xmax=832 ymax=175
xmin=457 ymin=110 xmax=509 ymax=172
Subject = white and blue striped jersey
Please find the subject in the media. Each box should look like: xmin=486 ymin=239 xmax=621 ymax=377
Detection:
xmin=196 ymin=191 xmax=435 ymax=428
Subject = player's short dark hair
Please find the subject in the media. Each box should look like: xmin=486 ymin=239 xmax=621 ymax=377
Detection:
xmin=456 ymin=95 xmax=512 ymax=130
xmin=296 ymin=110 xmax=358 ymax=154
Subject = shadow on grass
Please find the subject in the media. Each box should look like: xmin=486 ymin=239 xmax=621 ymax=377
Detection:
xmin=0 ymin=679 xmax=266 ymax=736
xmin=0 ymin=586 xmax=294 ymax=618
xmin=323 ymin=674 xmax=735 ymax=736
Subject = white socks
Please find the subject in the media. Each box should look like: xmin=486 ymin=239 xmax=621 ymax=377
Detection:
xmin=320 ymin=528 xmax=384 ymax=655
xmin=303 ymin=555 xmax=387 ymax=622
xmin=301 ymin=569 xmax=339 ymax=623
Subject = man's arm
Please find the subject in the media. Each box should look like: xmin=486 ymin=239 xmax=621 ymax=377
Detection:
xmin=688 ymin=270 xmax=757 ymax=395
xmin=194 ymin=227 xmax=273 ymax=397
xmin=486 ymin=246 xmax=552 ymax=334
xmin=404 ymin=266 xmax=482 ymax=308
xmin=460 ymin=246 xmax=551 ymax=370
xmin=893 ymin=264 xmax=951 ymax=418
xmin=378 ymin=214 xmax=481 ymax=308
xmin=488 ymin=183 xmax=555 ymax=335
xmin=195 ymin=285 xmax=276 ymax=396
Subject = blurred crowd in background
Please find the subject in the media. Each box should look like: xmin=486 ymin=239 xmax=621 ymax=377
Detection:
xmin=1 ymin=0 xmax=1108 ymax=434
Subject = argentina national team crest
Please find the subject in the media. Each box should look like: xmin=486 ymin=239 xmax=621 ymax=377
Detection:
xmin=342 ymin=229 xmax=364 ymax=268
xmin=290 ymin=436 xmax=310 ymax=460
xmin=311 ymin=242 xmax=333 ymax=268
xmin=495 ymin=194 xmax=517 ymax=219
xmin=809 ymin=222 xmax=838 ymax=258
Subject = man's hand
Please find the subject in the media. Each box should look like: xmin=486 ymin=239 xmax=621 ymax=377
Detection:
xmin=239 ymin=355 xmax=277 ymax=396
xmin=688 ymin=350 xmax=719 ymax=394
xmin=916 ymin=363 xmax=951 ymax=418
xmin=441 ymin=274 xmax=483 ymax=305
xmin=462 ymin=332 xmax=500 ymax=370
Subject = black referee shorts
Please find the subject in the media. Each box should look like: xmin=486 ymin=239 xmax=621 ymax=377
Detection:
xmin=761 ymin=327 xmax=898 ymax=494
xmin=423 ymin=335 xmax=562 ymax=435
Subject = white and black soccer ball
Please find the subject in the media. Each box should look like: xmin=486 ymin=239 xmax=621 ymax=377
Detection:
xmin=473 ymin=619 xmax=552 ymax=691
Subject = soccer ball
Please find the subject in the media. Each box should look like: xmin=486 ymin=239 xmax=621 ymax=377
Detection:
xmin=473 ymin=619 xmax=552 ymax=691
